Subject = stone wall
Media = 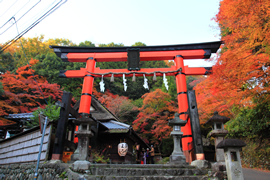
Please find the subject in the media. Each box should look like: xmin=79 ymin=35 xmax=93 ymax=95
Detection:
xmin=0 ymin=162 xmax=221 ymax=180
xmin=0 ymin=162 xmax=71 ymax=180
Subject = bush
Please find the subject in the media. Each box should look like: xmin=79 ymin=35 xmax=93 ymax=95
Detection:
xmin=91 ymin=150 xmax=110 ymax=163
xmin=26 ymin=99 xmax=60 ymax=128
xmin=156 ymin=157 xmax=170 ymax=164
xmin=159 ymin=137 xmax=173 ymax=157
xmin=226 ymin=99 xmax=270 ymax=170
xmin=241 ymin=139 xmax=270 ymax=170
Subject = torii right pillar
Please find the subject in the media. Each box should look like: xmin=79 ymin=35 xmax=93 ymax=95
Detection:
xmin=175 ymin=55 xmax=198 ymax=163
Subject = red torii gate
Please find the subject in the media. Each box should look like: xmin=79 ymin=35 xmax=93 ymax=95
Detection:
xmin=50 ymin=41 xmax=222 ymax=161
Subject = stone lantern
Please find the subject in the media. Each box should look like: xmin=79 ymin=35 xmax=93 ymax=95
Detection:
xmin=205 ymin=111 xmax=230 ymax=171
xmin=168 ymin=113 xmax=187 ymax=165
xmin=217 ymin=139 xmax=246 ymax=180
xmin=71 ymin=114 xmax=96 ymax=170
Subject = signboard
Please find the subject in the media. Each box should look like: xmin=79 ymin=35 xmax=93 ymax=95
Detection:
xmin=118 ymin=142 xmax=128 ymax=156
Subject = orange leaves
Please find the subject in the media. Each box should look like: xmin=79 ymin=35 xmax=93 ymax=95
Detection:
xmin=195 ymin=0 xmax=270 ymax=122
xmin=0 ymin=101 xmax=19 ymax=116
xmin=98 ymin=90 xmax=138 ymax=120
xmin=141 ymin=89 xmax=173 ymax=113
xmin=92 ymin=86 xmax=103 ymax=99
xmin=29 ymin=59 xmax=39 ymax=65
xmin=0 ymin=117 xmax=16 ymax=126
xmin=216 ymin=0 xmax=270 ymax=52
xmin=0 ymin=63 xmax=62 ymax=116
xmin=132 ymin=89 xmax=176 ymax=144
xmin=151 ymin=116 xmax=173 ymax=142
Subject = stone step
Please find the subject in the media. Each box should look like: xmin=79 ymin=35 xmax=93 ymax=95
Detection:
xmin=90 ymin=167 xmax=207 ymax=176
xmin=68 ymin=164 xmax=216 ymax=180
xmin=87 ymin=164 xmax=195 ymax=169
xmin=81 ymin=175 xmax=208 ymax=180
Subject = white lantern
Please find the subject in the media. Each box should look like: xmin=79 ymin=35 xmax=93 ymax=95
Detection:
xmin=118 ymin=142 xmax=128 ymax=156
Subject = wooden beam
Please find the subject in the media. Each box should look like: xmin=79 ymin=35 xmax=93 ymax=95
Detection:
xmin=64 ymin=49 xmax=207 ymax=62
xmin=59 ymin=66 xmax=212 ymax=78
xmin=52 ymin=92 xmax=72 ymax=160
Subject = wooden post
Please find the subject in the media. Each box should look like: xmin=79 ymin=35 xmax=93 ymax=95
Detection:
xmin=188 ymin=90 xmax=205 ymax=160
xmin=52 ymin=91 xmax=72 ymax=160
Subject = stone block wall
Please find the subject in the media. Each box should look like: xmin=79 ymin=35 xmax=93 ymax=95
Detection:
xmin=0 ymin=162 xmax=70 ymax=180
xmin=0 ymin=162 xmax=222 ymax=180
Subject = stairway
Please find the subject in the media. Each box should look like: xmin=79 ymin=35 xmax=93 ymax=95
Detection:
xmin=70 ymin=164 xmax=215 ymax=180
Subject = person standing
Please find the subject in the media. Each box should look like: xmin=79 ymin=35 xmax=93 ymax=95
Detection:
xmin=140 ymin=148 xmax=145 ymax=164
xmin=143 ymin=149 xmax=147 ymax=164
xmin=146 ymin=148 xmax=150 ymax=164
xmin=150 ymin=145 xmax=155 ymax=164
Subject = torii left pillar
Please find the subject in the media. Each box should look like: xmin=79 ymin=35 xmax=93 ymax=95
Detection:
xmin=79 ymin=57 xmax=96 ymax=114
xmin=174 ymin=55 xmax=196 ymax=163
xmin=71 ymin=58 xmax=96 ymax=169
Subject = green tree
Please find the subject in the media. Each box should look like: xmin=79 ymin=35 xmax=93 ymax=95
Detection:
xmin=132 ymin=98 xmax=143 ymax=108
xmin=226 ymin=97 xmax=270 ymax=170
xmin=32 ymin=53 xmax=85 ymax=99
xmin=27 ymin=100 xmax=60 ymax=128
xmin=160 ymin=137 xmax=173 ymax=156
xmin=0 ymin=50 xmax=15 ymax=73
xmin=4 ymin=36 xmax=76 ymax=69
xmin=46 ymin=37 xmax=76 ymax=46
xmin=186 ymin=76 xmax=197 ymax=90
xmin=226 ymin=98 xmax=270 ymax=142
xmin=78 ymin=41 xmax=95 ymax=47
xmin=132 ymin=42 xmax=146 ymax=47
xmin=0 ymin=82 xmax=3 ymax=96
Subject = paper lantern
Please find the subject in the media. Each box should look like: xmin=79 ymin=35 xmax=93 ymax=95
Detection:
xmin=118 ymin=142 xmax=128 ymax=156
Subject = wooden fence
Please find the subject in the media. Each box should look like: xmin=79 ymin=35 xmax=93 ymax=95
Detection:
xmin=0 ymin=124 xmax=52 ymax=165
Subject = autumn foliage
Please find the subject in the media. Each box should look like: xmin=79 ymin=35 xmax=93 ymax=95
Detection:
xmin=98 ymin=90 xmax=138 ymax=122
xmin=0 ymin=59 xmax=63 ymax=116
xmin=132 ymin=89 xmax=177 ymax=144
xmin=3 ymin=35 xmax=76 ymax=68
xmin=194 ymin=0 xmax=270 ymax=122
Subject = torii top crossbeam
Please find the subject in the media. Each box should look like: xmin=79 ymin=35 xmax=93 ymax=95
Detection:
xmin=50 ymin=41 xmax=222 ymax=160
xmin=51 ymin=41 xmax=221 ymax=62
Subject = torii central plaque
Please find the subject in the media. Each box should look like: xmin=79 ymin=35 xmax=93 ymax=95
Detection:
xmin=50 ymin=41 xmax=222 ymax=162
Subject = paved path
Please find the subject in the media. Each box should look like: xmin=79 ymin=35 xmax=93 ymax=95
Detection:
xmin=243 ymin=168 xmax=270 ymax=180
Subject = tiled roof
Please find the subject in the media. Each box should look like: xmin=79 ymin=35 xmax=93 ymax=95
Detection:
xmin=5 ymin=113 xmax=130 ymax=132
xmin=5 ymin=113 xmax=33 ymax=120
xmin=102 ymin=120 xmax=130 ymax=130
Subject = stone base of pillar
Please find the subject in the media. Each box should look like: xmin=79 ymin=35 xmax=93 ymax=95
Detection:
xmin=51 ymin=154 xmax=62 ymax=160
xmin=212 ymin=162 xmax=226 ymax=172
xmin=169 ymin=154 xmax=187 ymax=165
xmin=48 ymin=160 xmax=62 ymax=164
xmin=191 ymin=160 xmax=211 ymax=169
xmin=195 ymin=153 xmax=205 ymax=160
xmin=71 ymin=149 xmax=80 ymax=162
xmin=183 ymin=150 xmax=191 ymax=163
xmin=72 ymin=160 xmax=91 ymax=171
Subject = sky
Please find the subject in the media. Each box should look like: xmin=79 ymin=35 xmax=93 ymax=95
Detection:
xmin=0 ymin=0 xmax=221 ymax=67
